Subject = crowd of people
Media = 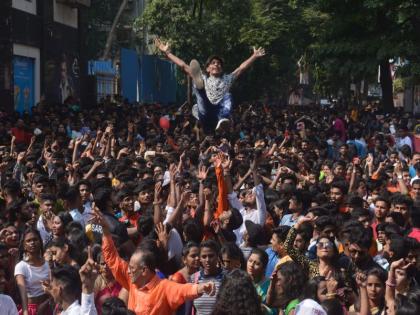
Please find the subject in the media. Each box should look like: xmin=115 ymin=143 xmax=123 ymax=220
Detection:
xmin=1 ymin=62 xmax=420 ymax=315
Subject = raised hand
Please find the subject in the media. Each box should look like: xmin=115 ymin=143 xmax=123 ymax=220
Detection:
xmin=118 ymin=147 xmax=130 ymax=157
xmin=203 ymin=188 xmax=212 ymax=201
xmin=179 ymin=151 xmax=187 ymax=162
xmin=366 ymin=154 xmax=373 ymax=166
xmin=197 ymin=165 xmax=209 ymax=181
xmin=155 ymin=38 xmax=170 ymax=54
xmin=355 ymin=272 xmax=367 ymax=288
xmin=210 ymin=219 xmax=222 ymax=234
xmin=154 ymin=181 xmax=162 ymax=203
xmin=41 ymin=279 xmax=52 ymax=295
xmin=250 ymin=156 xmax=259 ymax=171
xmin=221 ymin=154 xmax=232 ymax=171
xmin=253 ymin=47 xmax=266 ymax=58
xmin=91 ymin=202 xmax=111 ymax=235
xmin=155 ymin=222 xmax=169 ymax=249
xmin=93 ymin=159 xmax=104 ymax=169
xmin=390 ymin=258 xmax=413 ymax=271
xmin=394 ymin=162 xmax=403 ymax=176
xmin=213 ymin=153 xmax=223 ymax=168
xmin=43 ymin=210 xmax=55 ymax=231
xmin=325 ymin=271 xmax=338 ymax=294
xmin=79 ymin=246 xmax=99 ymax=293
xmin=295 ymin=215 xmax=318 ymax=229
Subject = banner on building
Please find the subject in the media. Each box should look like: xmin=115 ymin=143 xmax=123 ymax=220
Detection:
xmin=13 ymin=55 xmax=34 ymax=113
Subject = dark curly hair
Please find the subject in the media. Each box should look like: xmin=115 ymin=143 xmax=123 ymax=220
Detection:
xmin=276 ymin=261 xmax=308 ymax=306
xmin=211 ymin=269 xmax=263 ymax=315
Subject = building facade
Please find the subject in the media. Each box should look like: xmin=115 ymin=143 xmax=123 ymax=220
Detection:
xmin=0 ymin=0 xmax=90 ymax=113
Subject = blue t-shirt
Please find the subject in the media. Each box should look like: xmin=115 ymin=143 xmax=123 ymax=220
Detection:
xmin=265 ymin=247 xmax=278 ymax=277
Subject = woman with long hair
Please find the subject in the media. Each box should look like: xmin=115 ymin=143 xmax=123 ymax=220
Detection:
xmin=211 ymin=269 xmax=264 ymax=315
xmin=45 ymin=238 xmax=78 ymax=268
xmin=284 ymin=216 xmax=346 ymax=281
xmin=266 ymin=261 xmax=307 ymax=315
xmin=247 ymin=248 xmax=271 ymax=307
xmin=170 ymin=242 xmax=200 ymax=315
xmin=366 ymin=268 xmax=386 ymax=315
xmin=14 ymin=228 xmax=50 ymax=315
xmin=220 ymin=242 xmax=245 ymax=271
xmin=50 ymin=212 xmax=73 ymax=241
xmin=170 ymin=242 xmax=200 ymax=284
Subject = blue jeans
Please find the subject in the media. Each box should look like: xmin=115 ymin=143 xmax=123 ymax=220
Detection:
xmin=193 ymin=86 xmax=232 ymax=133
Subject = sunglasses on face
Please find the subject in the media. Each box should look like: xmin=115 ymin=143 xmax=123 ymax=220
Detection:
xmin=316 ymin=241 xmax=333 ymax=249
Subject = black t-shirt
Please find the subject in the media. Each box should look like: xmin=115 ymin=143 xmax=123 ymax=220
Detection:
xmin=91 ymin=212 xmax=129 ymax=246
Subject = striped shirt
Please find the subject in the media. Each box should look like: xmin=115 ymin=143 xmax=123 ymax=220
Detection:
xmin=191 ymin=269 xmax=225 ymax=315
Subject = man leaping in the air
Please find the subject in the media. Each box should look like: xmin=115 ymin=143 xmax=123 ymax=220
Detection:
xmin=155 ymin=38 xmax=265 ymax=134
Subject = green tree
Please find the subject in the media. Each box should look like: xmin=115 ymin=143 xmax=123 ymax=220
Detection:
xmin=302 ymin=0 xmax=420 ymax=111
xmin=136 ymin=0 xmax=310 ymax=101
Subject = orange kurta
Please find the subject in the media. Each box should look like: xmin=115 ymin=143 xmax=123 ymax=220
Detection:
xmin=214 ymin=165 xmax=228 ymax=219
xmin=102 ymin=235 xmax=199 ymax=315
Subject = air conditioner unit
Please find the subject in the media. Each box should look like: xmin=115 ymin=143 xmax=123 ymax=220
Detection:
xmin=56 ymin=0 xmax=91 ymax=8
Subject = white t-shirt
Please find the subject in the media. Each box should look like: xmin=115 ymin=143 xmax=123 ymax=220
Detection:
xmin=70 ymin=208 xmax=85 ymax=228
xmin=203 ymin=73 xmax=235 ymax=105
xmin=36 ymin=216 xmax=52 ymax=245
xmin=0 ymin=294 xmax=18 ymax=315
xmin=167 ymin=228 xmax=183 ymax=263
xmin=14 ymin=260 xmax=50 ymax=297
xmin=81 ymin=201 xmax=94 ymax=223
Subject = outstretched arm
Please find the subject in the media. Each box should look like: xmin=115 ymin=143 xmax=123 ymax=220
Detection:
xmin=232 ymin=47 xmax=265 ymax=78
xmin=155 ymin=38 xmax=192 ymax=76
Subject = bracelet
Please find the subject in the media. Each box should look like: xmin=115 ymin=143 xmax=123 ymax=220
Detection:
xmin=386 ymin=281 xmax=396 ymax=287
xmin=326 ymin=293 xmax=336 ymax=298
xmin=153 ymin=201 xmax=162 ymax=205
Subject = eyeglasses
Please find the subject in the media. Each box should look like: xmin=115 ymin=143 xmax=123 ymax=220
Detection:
xmin=316 ymin=241 xmax=333 ymax=249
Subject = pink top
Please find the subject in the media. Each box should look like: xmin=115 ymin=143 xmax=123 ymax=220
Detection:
xmin=95 ymin=282 xmax=122 ymax=315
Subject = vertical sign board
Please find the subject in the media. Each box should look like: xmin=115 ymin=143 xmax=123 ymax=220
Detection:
xmin=13 ymin=55 xmax=35 ymax=113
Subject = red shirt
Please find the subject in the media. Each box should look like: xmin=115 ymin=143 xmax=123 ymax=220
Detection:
xmin=119 ymin=212 xmax=140 ymax=227
xmin=11 ymin=127 xmax=32 ymax=145
xmin=408 ymin=228 xmax=420 ymax=242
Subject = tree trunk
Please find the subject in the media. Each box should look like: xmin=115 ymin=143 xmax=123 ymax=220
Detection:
xmin=102 ymin=0 xmax=129 ymax=60
xmin=379 ymin=59 xmax=394 ymax=113
xmin=198 ymin=0 xmax=203 ymax=22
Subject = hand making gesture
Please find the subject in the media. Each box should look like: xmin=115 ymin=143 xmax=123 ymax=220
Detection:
xmin=155 ymin=38 xmax=171 ymax=54
xmin=253 ymin=46 xmax=266 ymax=58
xmin=79 ymin=246 xmax=99 ymax=294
